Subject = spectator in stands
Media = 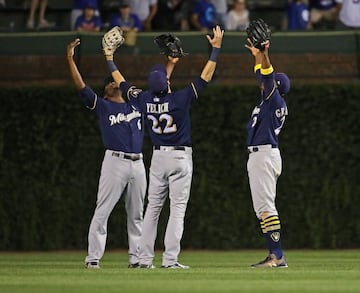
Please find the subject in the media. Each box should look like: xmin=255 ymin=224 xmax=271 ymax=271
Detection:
xmin=153 ymin=0 xmax=194 ymax=31
xmin=26 ymin=0 xmax=55 ymax=29
xmin=129 ymin=0 xmax=158 ymax=31
xmin=191 ymin=0 xmax=217 ymax=32
xmin=71 ymin=0 xmax=100 ymax=30
xmin=283 ymin=0 xmax=309 ymax=30
xmin=308 ymin=0 xmax=337 ymax=29
xmin=225 ymin=0 xmax=250 ymax=31
xmin=210 ymin=0 xmax=228 ymax=28
xmin=335 ymin=0 xmax=360 ymax=29
xmin=0 ymin=0 xmax=5 ymax=8
xmin=74 ymin=3 xmax=102 ymax=31
xmin=110 ymin=0 xmax=141 ymax=31
xmin=110 ymin=1 xmax=142 ymax=46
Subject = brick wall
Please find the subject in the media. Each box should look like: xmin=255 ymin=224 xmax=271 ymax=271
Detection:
xmin=0 ymin=53 xmax=358 ymax=86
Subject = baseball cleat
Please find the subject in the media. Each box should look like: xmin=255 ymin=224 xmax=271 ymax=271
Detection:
xmin=251 ymin=254 xmax=288 ymax=268
xmin=161 ymin=263 xmax=190 ymax=269
xmin=128 ymin=263 xmax=140 ymax=268
xmin=86 ymin=261 xmax=100 ymax=269
xmin=139 ymin=264 xmax=156 ymax=269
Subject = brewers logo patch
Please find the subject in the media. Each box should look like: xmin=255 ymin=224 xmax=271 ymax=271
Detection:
xmin=270 ymin=232 xmax=280 ymax=242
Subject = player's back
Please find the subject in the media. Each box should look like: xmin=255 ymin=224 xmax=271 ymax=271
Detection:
xmin=142 ymin=86 xmax=195 ymax=147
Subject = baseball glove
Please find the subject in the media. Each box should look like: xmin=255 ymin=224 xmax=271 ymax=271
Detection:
xmin=102 ymin=26 xmax=125 ymax=56
xmin=154 ymin=34 xmax=188 ymax=58
xmin=246 ymin=19 xmax=271 ymax=51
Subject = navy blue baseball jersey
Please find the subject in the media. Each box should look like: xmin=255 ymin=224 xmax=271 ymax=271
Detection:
xmin=247 ymin=66 xmax=288 ymax=147
xmin=80 ymin=86 xmax=143 ymax=153
xmin=120 ymin=77 xmax=208 ymax=146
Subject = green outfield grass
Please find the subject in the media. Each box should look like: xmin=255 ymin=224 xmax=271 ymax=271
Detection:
xmin=0 ymin=250 xmax=359 ymax=292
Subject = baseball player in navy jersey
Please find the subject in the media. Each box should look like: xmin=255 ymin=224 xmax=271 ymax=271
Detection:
xmin=244 ymin=39 xmax=290 ymax=268
xmin=67 ymin=39 xmax=146 ymax=269
xmin=104 ymin=25 xmax=224 ymax=269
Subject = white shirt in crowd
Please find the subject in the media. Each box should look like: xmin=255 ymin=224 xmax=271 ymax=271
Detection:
xmin=226 ymin=8 xmax=249 ymax=31
xmin=336 ymin=0 xmax=360 ymax=28
xmin=130 ymin=0 xmax=157 ymax=21
xmin=210 ymin=0 xmax=228 ymax=14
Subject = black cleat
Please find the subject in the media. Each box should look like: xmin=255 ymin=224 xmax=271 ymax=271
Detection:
xmin=139 ymin=264 xmax=156 ymax=269
xmin=86 ymin=261 xmax=100 ymax=269
xmin=128 ymin=263 xmax=140 ymax=268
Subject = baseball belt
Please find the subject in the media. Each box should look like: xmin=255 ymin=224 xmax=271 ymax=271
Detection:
xmin=111 ymin=151 xmax=142 ymax=161
xmin=248 ymin=144 xmax=278 ymax=153
xmin=154 ymin=146 xmax=186 ymax=151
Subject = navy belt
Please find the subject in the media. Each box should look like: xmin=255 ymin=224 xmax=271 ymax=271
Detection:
xmin=154 ymin=146 xmax=186 ymax=151
xmin=111 ymin=152 xmax=142 ymax=161
xmin=247 ymin=145 xmax=278 ymax=154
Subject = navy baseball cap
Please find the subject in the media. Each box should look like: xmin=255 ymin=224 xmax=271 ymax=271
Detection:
xmin=148 ymin=64 xmax=168 ymax=94
xmin=275 ymin=73 xmax=290 ymax=96
xmin=119 ymin=0 xmax=130 ymax=8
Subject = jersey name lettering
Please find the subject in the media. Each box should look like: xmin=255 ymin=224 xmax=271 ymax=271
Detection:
xmin=275 ymin=107 xmax=288 ymax=118
xmin=146 ymin=103 xmax=169 ymax=114
xmin=109 ymin=110 xmax=141 ymax=126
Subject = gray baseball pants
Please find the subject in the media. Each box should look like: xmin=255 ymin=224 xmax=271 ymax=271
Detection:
xmin=247 ymin=145 xmax=282 ymax=219
xmin=139 ymin=147 xmax=193 ymax=267
xmin=85 ymin=149 xmax=146 ymax=265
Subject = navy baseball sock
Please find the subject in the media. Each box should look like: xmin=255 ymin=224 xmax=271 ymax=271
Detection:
xmin=261 ymin=215 xmax=283 ymax=259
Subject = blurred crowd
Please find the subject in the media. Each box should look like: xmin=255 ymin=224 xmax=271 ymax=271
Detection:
xmin=285 ymin=0 xmax=360 ymax=30
xmin=0 ymin=0 xmax=359 ymax=32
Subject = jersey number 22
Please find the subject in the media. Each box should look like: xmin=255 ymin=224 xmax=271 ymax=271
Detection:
xmin=147 ymin=114 xmax=177 ymax=134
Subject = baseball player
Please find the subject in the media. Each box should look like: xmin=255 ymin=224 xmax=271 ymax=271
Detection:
xmin=104 ymin=25 xmax=224 ymax=269
xmin=67 ymin=38 xmax=146 ymax=269
xmin=245 ymin=28 xmax=290 ymax=268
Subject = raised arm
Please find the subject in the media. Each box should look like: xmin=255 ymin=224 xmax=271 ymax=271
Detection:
xmin=261 ymin=41 xmax=272 ymax=71
xmin=104 ymin=54 xmax=126 ymax=86
xmin=166 ymin=56 xmax=179 ymax=79
xmin=67 ymin=39 xmax=85 ymax=90
xmin=200 ymin=25 xmax=224 ymax=82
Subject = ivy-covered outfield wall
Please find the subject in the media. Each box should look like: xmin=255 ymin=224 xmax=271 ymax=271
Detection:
xmin=0 ymin=84 xmax=359 ymax=250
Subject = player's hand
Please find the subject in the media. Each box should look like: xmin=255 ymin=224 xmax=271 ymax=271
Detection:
xmin=244 ymin=38 xmax=260 ymax=56
xmin=167 ymin=55 xmax=179 ymax=64
xmin=206 ymin=25 xmax=224 ymax=49
xmin=67 ymin=38 xmax=80 ymax=58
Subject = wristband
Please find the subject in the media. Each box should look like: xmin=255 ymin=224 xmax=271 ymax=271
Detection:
xmin=107 ymin=60 xmax=118 ymax=73
xmin=209 ymin=47 xmax=220 ymax=62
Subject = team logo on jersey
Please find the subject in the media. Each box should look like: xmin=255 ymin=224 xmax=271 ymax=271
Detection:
xmin=270 ymin=232 xmax=281 ymax=242
xmin=127 ymin=86 xmax=142 ymax=99
xmin=146 ymin=102 xmax=169 ymax=114
xmin=109 ymin=110 xmax=141 ymax=126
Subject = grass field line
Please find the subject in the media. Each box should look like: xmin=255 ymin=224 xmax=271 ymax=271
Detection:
xmin=0 ymin=250 xmax=359 ymax=293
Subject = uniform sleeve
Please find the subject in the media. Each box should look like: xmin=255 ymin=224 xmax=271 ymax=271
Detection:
xmin=79 ymin=85 xmax=101 ymax=111
xmin=176 ymin=77 xmax=208 ymax=108
xmin=260 ymin=66 xmax=277 ymax=100
xmin=120 ymin=81 xmax=144 ymax=110
xmin=190 ymin=77 xmax=208 ymax=100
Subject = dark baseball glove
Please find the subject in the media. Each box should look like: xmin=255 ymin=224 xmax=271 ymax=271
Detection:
xmin=154 ymin=34 xmax=188 ymax=58
xmin=246 ymin=19 xmax=271 ymax=51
